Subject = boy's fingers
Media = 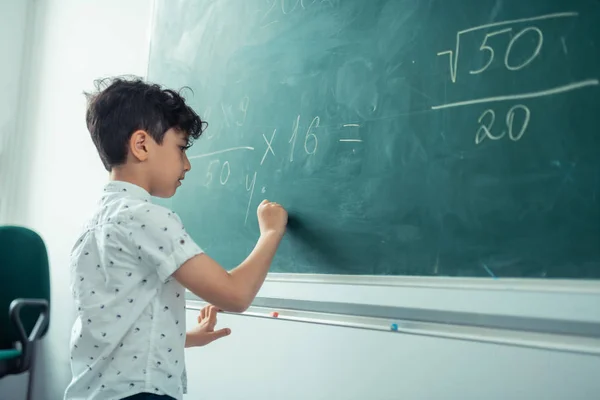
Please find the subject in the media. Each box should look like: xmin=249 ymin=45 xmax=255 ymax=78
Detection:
xmin=209 ymin=305 xmax=219 ymax=313
xmin=209 ymin=328 xmax=231 ymax=341
xmin=200 ymin=306 xmax=207 ymax=320
xmin=208 ymin=305 xmax=217 ymax=322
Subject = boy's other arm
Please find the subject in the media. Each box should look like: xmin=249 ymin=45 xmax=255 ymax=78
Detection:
xmin=173 ymin=200 xmax=287 ymax=313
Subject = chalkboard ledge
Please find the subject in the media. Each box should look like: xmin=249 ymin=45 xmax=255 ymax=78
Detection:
xmin=185 ymin=297 xmax=600 ymax=356
xmin=265 ymin=273 xmax=600 ymax=293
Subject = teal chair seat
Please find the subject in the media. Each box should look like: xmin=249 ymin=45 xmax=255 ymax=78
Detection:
xmin=0 ymin=226 xmax=51 ymax=399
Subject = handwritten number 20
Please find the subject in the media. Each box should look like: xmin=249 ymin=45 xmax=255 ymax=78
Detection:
xmin=475 ymin=104 xmax=531 ymax=144
xmin=475 ymin=109 xmax=501 ymax=144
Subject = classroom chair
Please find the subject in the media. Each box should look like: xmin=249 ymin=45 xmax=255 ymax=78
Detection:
xmin=0 ymin=225 xmax=51 ymax=400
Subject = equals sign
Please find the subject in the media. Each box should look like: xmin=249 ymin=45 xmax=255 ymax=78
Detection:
xmin=340 ymin=124 xmax=362 ymax=142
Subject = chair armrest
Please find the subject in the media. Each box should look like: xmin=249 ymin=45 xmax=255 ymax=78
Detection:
xmin=8 ymin=298 xmax=49 ymax=373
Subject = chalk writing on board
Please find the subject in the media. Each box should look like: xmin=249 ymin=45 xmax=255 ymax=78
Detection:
xmin=188 ymin=104 xmax=365 ymax=223
xmin=203 ymin=106 xmax=215 ymax=139
xmin=260 ymin=0 xmax=334 ymax=29
xmin=505 ymin=105 xmax=531 ymax=142
xmin=467 ymin=26 xmax=544 ymax=76
xmin=289 ymin=115 xmax=321 ymax=161
xmin=204 ymin=96 xmax=251 ymax=138
xmin=236 ymin=96 xmax=250 ymax=127
xmin=261 ymin=129 xmax=277 ymax=165
xmin=220 ymin=161 xmax=231 ymax=185
xmin=436 ymin=11 xmax=578 ymax=83
xmin=202 ymin=159 xmax=234 ymax=187
xmin=189 ymin=146 xmax=255 ymax=159
xmin=338 ymin=123 xmax=362 ymax=143
xmin=433 ymin=11 xmax=599 ymax=110
xmin=431 ymin=80 xmax=599 ymax=110
xmin=204 ymin=159 xmax=221 ymax=186
xmin=433 ymin=10 xmax=599 ymax=147
xmin=299 ymin=0 xmax=316 ymax=9
xmin=244 ymin=171 xmax=257 ymax=225
xmin=475 ymin=104 xmax=531 ymax=145
xmin=288 ymin=115 xmax=300 ymax=162
xmin=304 ymin=116 xmax=319 ymax=155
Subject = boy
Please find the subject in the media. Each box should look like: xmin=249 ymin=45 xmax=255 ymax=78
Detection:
xmin=65 ymin=77 xmax=287 ymax=400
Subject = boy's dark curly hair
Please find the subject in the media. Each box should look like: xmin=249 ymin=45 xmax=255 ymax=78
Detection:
xmin=85 ymin=76 xmax=206 ymax=171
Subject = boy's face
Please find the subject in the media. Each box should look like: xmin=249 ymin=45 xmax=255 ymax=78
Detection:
xmin=148 ymin=128 xmax=191 ymax=198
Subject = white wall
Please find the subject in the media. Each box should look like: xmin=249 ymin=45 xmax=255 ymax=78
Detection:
xmin=0 ymin=0 xmax=30 ymax=222
xmin=0 ymin=0 xmax=36 ymax=398
xmin=1 ymin=0 xmax=154 ymax=398
xmin=183 ymin=310 xmax=600 ymax=400
xmin=2 ymin=1 xmax=599 ymax=399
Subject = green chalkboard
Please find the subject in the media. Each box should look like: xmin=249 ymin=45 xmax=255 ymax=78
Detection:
xmin=148 ymin=0 xmax=600 ymax=278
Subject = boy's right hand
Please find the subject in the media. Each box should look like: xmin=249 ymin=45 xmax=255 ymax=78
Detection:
xmin=257 ymin=199 xmax=287 ymax=237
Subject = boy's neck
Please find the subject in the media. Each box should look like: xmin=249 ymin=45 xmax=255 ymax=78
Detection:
xmin=109 ymin=167 xmax=152 ymax=194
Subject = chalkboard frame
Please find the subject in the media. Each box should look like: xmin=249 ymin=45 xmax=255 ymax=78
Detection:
xmin=257 ymin=274 xmax=600 ymax=320
xmin=264 ymin=272 xmax=600 ymax=292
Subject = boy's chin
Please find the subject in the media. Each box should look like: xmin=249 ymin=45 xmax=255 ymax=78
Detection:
xmin=152 ymin=180 xmax=181 ymax=198
xmin=153 ymin=187 xmax=177 ymax=199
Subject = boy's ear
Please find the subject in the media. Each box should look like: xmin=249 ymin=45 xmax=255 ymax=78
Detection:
xmin=130 ymin=130 xmax=151 ymax=162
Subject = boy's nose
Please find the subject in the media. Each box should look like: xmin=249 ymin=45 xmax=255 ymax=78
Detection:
xmin=183 ymin=153 xmax=191 ymax=172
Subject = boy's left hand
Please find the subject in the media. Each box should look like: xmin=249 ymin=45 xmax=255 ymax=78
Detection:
xmin=185 ymin=305 xmax=231 ymax=347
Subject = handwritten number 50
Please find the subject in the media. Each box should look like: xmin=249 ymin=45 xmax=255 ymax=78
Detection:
xmin=204 ymin=160 xmax=231 ymax=186
xmin=470 ymin=26 xmax=543 ymax=75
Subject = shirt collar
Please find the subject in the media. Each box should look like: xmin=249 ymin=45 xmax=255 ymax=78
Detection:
xmin=103 ymin=180 xmax=152 ymax=201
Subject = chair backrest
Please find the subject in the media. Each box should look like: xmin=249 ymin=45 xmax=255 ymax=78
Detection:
xmin=0 ymin=226 xmax=51 ymax=349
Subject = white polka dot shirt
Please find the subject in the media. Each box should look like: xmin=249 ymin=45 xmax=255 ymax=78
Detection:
xmin=64 ymin=181 xmax=203 ymax=400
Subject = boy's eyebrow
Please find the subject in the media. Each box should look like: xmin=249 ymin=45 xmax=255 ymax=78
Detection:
xmin=176 ymin=130 xmax=189 ymax=143
xmin=181 ymin=135 xmax=191 ymax=147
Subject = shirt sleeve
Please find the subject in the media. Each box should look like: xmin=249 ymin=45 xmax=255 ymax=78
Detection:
xmin=129 ymin=204 xmax=203 ymax=282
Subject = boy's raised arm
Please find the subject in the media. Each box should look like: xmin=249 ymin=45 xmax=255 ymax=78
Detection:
xmin=173 ymin=200 xmax=287 ymax=312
